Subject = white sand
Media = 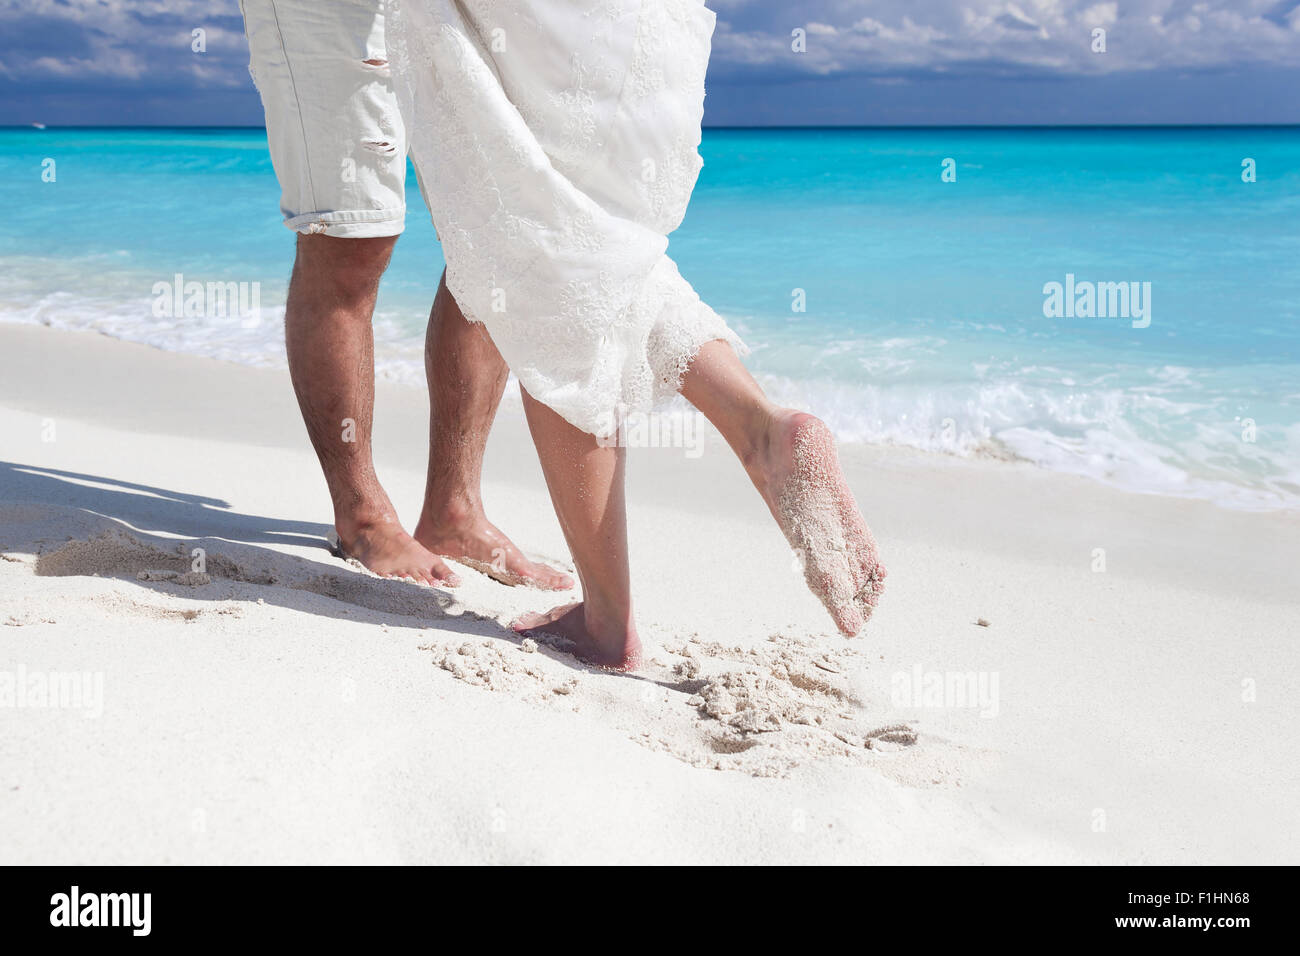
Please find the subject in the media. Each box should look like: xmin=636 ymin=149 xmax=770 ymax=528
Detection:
xmin=1 ymin=322 xmax=1297 ymax=864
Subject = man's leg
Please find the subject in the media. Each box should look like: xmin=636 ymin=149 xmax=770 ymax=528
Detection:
xmin=413 ymin=273 xmax=573 ymax=590
xmin=240 ymin=1 xmax=452 ymax=582
xmin=286 ymin=234 xmax=459 ymax=586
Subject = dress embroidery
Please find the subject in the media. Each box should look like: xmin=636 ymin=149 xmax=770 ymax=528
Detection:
xmin=388 ymin=0 xmax=745 ymax=437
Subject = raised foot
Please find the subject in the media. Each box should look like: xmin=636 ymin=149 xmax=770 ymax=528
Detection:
xmin=336 ymin=515 xmax=461 ymax=587
xmin=755 ymin=411 xmax=886 ymax=637
xmin=415 ymin=515 xmax=574 ymax=591
xmin=511 ymin=601 xmax=642 ymax=672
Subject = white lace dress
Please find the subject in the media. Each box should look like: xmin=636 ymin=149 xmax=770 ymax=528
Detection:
xmin=387 ymin=0 xmax=745 ymax=438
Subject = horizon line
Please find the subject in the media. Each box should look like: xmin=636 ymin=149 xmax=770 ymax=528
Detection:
xmin=4 ymin=122 xmax=1299 ymax=131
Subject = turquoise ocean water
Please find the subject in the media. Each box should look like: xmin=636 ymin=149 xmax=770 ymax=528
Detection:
xmin=1 ymin=126 xmax=1297 ymax=509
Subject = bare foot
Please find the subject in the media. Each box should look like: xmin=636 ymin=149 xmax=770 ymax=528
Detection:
xmin=746 ymin=411 xmax=886 ymax=636
xmin=335 ymin=513 xmax=461 ymax=587
xmin=415 ymin=513 xmax=574 ymax=590
xmin=511 ymin=601 xmax=642 ymax=671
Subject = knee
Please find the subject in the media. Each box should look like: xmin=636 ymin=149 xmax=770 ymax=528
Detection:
xmin=293 ymin=235 xmax=397 ymax=303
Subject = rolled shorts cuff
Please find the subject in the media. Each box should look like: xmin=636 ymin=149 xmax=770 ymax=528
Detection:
xmin=285 ymin=207 xmax=406 ymax=238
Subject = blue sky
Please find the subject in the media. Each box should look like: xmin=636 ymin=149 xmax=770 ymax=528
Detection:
xmin=2 ymin=0 xmax=1299 ymax=125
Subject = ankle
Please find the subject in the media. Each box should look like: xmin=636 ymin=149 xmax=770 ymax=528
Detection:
xmin=335 ymin=514 xmax=404 ymax=553
xmin=418 ymin=495 xmax=485 ymax=536
xmin=580 ymin=596 xmax=636 ymax=641
xmin=334 ymin=497 xmax=400 ymax=538
xmin=737 ymin=406 xmax=780 ymax=472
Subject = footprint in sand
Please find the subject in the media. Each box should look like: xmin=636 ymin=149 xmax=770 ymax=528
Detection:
xmin=26 ymin=526 xmax=919 ymax=779
xmin=430 ymin=630 xmax=916 ymax=778
xmin=662 ymin=634 xmax=916 ymax=775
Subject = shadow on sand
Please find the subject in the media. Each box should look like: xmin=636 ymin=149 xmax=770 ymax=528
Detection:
xmin=0 ymin=461 xmax=675 ymax=686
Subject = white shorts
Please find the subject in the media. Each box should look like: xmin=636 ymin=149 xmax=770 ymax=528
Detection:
xmin=239 ymin=0 xmax=408 ymax=238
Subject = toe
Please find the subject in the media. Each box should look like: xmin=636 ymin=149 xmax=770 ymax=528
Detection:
xmin=857 ymin=571 xmax=885 ymax=606
xmin=512 ymin=601 xmax=579 ymax=633
xmin=429 ymin=558 xmax=461 ymax=587
xmin=833 ymin=602 xmax=865 ymax=637
xmin=511 ymin=608 xmax=553 ymax=632
xmin=533 ymin=565 xmax=575 ymax=591
xmin=492 ymin=555 xmax=574 ymax=591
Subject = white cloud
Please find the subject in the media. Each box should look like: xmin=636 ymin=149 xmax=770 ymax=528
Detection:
xmin=1 ymin=0 xmax=247 ymax=83
xmin=712 ymin=0 xmax=1300 ymax=76
xmin=5 ymin=0 xmax=1300 ymax=89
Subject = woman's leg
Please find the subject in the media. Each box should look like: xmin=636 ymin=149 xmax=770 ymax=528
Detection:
xmin=510 ymin=386 xmax=641 ymax=671
xmin=511 ymin=339 xmax=882 ymax=668
xmin=680 ymin=341 xmax=886 ymax=636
